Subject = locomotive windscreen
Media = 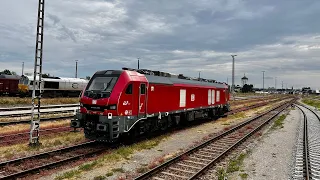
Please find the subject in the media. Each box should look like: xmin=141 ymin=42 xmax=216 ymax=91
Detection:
xmin=84 ymin=72 xmax=120 ymax=99
xmin=87 ymin=77 xmax=118 ymax=91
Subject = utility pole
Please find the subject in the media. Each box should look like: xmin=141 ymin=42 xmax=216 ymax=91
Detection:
xmin=198 ymin=71 xmax=201 ymax=78
xmin=275 ymin=77 xmax=277 ymax=90
xmin=75 ymin=60 xmax=78 ymax=78
xmin=30 ymin=0 xmax=45 ymax=146
xmin=231 ymin=55 xmax=237 ymax=101
xmin=137 ymin=58 xmax=140 ymax=69
xmin=231 ymin=55 xmax=237 ymax=93
xmin=22 ymin=62 xmax=24 ymax=75
xmin=262 ymin=71 xmax=265 ymax=90
xmin=282 ymin=81 xmax=284 ymax=90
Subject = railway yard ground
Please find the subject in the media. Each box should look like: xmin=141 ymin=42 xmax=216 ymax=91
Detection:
xmin=0 ymin=95 xmax=319 ymax=180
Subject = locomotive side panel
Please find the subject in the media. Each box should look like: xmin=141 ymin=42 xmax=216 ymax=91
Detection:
xmin=146 ymin=83 xmax=222 ymax=114
xmin=146 ymin=83 xmax=178 ymax=114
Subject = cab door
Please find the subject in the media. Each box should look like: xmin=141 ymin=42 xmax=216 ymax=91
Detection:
xmin=138 ymin=83 xmax=147 ymax=116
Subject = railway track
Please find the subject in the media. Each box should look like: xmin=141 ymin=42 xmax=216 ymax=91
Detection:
xmin=0 ymin=126 xmax=82 ymax=147
xmin=226 ymin=97 xmax=290 ymax=115
xmin=0 ymin=98 xmax=285 ymax=127
xmin=0 ymin=97 xmax=292 ymax=147
xmin=0 ymin=104 xmax=79 ymax=112
xmin=293 ymin=103 xmax=320 ymax=180
xmin=0 ymin=108 xmax=77 ymax=118
xmin=0 ymin=115 xmax=74 ymax=126
xmin=0 ymin=141 xmax=107 ymax=180
xmin=134 ymin=99 xmax=296 ymax=180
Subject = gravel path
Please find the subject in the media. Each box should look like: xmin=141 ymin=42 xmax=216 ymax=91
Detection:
xmin=226 ymin=106 xmax=301 ymax=180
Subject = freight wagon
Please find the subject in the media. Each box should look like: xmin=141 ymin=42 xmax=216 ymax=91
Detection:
xmin=0 ymin=74 xmax=21 ymax=96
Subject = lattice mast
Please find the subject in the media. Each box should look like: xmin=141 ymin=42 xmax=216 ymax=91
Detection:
xmin=30 ymin=0 xmax=45 ymax=146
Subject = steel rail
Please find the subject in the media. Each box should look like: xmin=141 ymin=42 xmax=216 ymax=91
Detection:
xmin=134 ymin=98 xmax=296 ymax=180
xmin=294 ymin=105 xmax=310 ymax=180
xmin=0 ymin=104 xmax=79 ymax=112
xmin=0 ymin=141 xmax=103 ymax=180
xmin=0 ymin=115 xmax=74 ymax=126
xmin=0 ymin=109 xmax=76 ymax=117
xmin=0 ymin=126 xmax=81 ymax=146
xmin=296 ymin=102 xmax=320 ymax=120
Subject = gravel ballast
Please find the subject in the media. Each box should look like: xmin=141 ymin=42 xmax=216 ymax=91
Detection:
xmin=226 ymin=106 xmax=301 ymax=180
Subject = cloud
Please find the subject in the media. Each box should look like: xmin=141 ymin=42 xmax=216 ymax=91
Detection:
xmin=0 ymin=0 xmax=320 ymax=89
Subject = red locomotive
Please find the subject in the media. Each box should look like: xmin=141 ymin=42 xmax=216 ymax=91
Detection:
xmin=72 ymin=68 xmax=231 ymax=142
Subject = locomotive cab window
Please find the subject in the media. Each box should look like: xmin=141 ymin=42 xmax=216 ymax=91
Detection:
xmin=140 ymin=84 xmax=146 ymax=94
xmin=125 ymin=84 xmax=132 ymax=94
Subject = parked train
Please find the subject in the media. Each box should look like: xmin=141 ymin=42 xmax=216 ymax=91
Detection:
xmin=18 ymin=75 xmax=89 ymax=97
xmin=0 ymin=74 xmax=21 ymax=96
xmin=71 ymin=67 xmax=231 ymax=142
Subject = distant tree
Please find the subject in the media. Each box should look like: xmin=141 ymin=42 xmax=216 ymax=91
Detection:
xmin=42 ymin=73 xmax=50 ymax=78
xmin=85 ymin=76 xmax=91 ymax=80
xmin=2 ymin=69 xmax=12 ymax=75
xmin=242 ymin=84 xmax=254 ymax=93
xmin=11 ymin=71 xmax=17 ymax=75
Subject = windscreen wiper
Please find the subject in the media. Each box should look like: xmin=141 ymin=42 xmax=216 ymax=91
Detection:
xmin=103 ymin=78 xmax=114 ymax=91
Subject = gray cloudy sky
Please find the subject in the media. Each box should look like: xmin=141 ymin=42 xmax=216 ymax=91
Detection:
xmin=0 ymin=0 xmax=320 ymax=89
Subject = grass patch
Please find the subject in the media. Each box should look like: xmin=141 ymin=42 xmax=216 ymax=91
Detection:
xmin=217 ymin=167 xmax=227 ymax=180
xmin=239 ymin=173 xmax=248 ymax=179
xmin=0 ymin=119 xmax=70 ymax=135
xmin=302 ymin=98 xmax=320 ymax=109
xmin=227 ymin=153 xmax=247 ymax=173
xmin=0 ymin=97 xmax=79 ymax=106
xmin=112 ymin=167 xmax=125 ymax=173
xmin=272 ymin=114 xmax=286 ymax=129
xmin=215 ymin=153 xmax=248 ymax=180
xmin=79 ymin=160 xmax=99 ymax=171
xmin=55 ymin=134 xmax=168 ymax=179
xmin=106 ymin=172 xmax=114 ymax=177
xmin=229 ymin=112 xmax=246 ymax=119
xmin=93 ymin=175 xmax=106 ymax=180
xmin=55 ymin=169 xmax=81 ymax=180
xmin=0 ymin=131 xmax=85 ymax=161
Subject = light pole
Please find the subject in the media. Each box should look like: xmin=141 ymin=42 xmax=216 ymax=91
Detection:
xmin=275 ymin=77 xmax=277 ymax=90
xmin=231 ymin=55 xmax=237 ymax=101
xmin=231 ymin=55 xmax=237 ymax=93
xmin=75 ymin=60 xmax=78 ymax=78
xmin=137 ymin=58 xmax=140 ymax=69
xmin=262 ymin=71 xmax=265 ymax=91
xmin=22 ymin=62 xmax=24 ymax=76
xmin=198 ymin=71 xmax=201 ymax=79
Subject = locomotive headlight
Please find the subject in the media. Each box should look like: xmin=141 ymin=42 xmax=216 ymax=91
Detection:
xmin=109 ymin=105 xmax=117 ymax=110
